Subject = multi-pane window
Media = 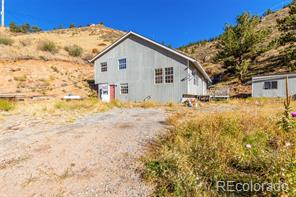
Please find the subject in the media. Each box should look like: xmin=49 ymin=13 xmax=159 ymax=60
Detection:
xmin=155 ymin=68 xmax=163 ymax=84
xmin=264 ymin=81 xmax=278 ymax=89
xmin=118 ymin=58 xmax=127 ymax=70
xmin=101 ymin=62 xmax=107 ymax=72
xmin=165 ymin=67 xmax=174 ymax=83
xmin=120 ymin=83 xmax=128 ymax=94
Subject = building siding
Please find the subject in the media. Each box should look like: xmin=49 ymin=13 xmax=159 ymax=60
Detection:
xmin=252 ymin=76 xmax=296 ymax=98
xmin=187 ymin=63 xmax=207 ymax=95
xmin=94 ymin=34 xmax=207 ymax=103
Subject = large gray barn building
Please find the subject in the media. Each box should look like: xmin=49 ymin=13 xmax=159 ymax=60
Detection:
xmin=90 ymin=32 xmax=211 ymax=103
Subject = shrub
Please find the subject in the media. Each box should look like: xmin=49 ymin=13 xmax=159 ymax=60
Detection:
xmin=9 ymin=22 xmax=18 ymax=32
xmin=0 ymin=100 xmax=15 ymax=111
xmin=31 ymin=26 xmax=42 ymax=33
xmin=0 ymin=36 xmax=14 ymax=46
xmin=9 ymin=22 xmax=42 ymax=33
xmin=50 ymin=66 xmax=59 ymax=73
xmin=38 ymin=40 xmax=58 ymax=54
xmin=92 ymin=48 xmax=99 ymax=54
xmin=144 ymin=110 xmax=296 ymax=196
xmin=82 ymin=53 xmax=94 ymax=61
xmin=64 ymin=45 xmax=83 ymax=57
xmin=263 ymin=9 xmax=274 ymax=16
xmin=14 ymin=75 xmax=27 ymax=81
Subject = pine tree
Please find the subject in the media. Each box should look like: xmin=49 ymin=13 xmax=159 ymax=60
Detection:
xmin=277 ymin=0 xmax=296 ymax=70
xmin=216 ymin=12 xmax=269 ymax=82
xmin=9 ymin=22 xmax=18 ymax=32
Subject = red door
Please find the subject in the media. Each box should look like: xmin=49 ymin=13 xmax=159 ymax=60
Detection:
xmin=110 ymin=85 xmax=115 ymax=100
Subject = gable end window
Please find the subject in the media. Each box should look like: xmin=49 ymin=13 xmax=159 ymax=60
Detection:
xmin=119 ymin=58 xmax=127 ymax=70
xmin=264 ymin=81 xmax=278 ymax=90
xmin=155 ymin=68 xmax=163 ymax=84
xmin=165 ymin=67 xmax=174 ymax=83
xmin=120 ymin=83 xmax=128 ymax=94
xmin=101 ymin=62 xmax=107 ymax=72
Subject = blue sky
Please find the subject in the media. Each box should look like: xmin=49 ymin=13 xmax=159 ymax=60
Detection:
xmin=6 ymin=0 xmax=292 ymax=47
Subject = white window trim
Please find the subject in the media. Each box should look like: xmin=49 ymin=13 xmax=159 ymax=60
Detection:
xmin=164 ymin=67 xmax=174 ymax=84
xmin=264 ymin=81 xmax=278 ymax=90
xmin=154 ymin=68 xmax=163 ymax=85
xmin=120 ymin=83 xmax=128 ymax=95
xmin=118 ymin=58 xmax=127 ymax=70
xmin=101 ymin=62 xmax=107 ymax=72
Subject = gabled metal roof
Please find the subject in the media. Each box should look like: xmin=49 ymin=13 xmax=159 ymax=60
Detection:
xmin=252 ymin=73 xmax=296 ymax=82
xmin=89 ymin=31 xmax=212 ymax=82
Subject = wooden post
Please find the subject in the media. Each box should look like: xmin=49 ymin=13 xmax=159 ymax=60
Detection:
xmin=285 ymin=76 xmax=289 ymax=104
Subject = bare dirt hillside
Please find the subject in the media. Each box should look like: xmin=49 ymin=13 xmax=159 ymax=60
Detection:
xmin=179 ymin=7 xmax=291 ymax=95
xmin=0 ymin=25 xmax=124 ymax=98
xmin=0 ymin=60 xmax=93 ymax=98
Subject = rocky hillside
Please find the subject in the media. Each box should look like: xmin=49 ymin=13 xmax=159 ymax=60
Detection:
xmin=179 ymin=7 xmax=293 ymax=95
xmin=0 ymin=25 xmax=124 ymax=98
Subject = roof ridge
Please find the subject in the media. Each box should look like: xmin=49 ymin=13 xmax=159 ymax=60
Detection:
xmin=89 ymin=31 xmax=211 ymax=82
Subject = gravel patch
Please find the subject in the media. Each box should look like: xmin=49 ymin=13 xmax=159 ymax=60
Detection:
xmin=0 ymin=108 xmax=167 ymax=196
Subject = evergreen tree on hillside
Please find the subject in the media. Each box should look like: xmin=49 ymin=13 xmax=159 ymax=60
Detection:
xmin=277 ymin=0 xmax=296 ymax=70
xmin=31 ymin=26 xmax=42 ymax=33
xmin=9 ymin=22 xmax=42 ymax=33
xmin=9 ymin=22 xmax=18 ymax=32
xmin=216 ymin=12 xmax=269 ymax=82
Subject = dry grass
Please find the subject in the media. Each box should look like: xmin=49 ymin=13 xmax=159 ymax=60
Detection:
xmin=37 ymin=40 xmax=58 ymax=54
xmin=143 ymin=99 xmax=296 ymax=196
xmin=2 ymin=98 xmax=126 ymax=123
xmin=0 ymin=36 xmax=14 ymax=46
xmin=0 ymin=60 xmax=93 ymax=98
xmin=121 ymin=100 xmax=160 ymax=109
xmin=0 ymin=99 xmax=168 ymax=123
xmin=14 ymin=75 xmax=27 ymax=82
xmin=21 ymin=174 xmax=37 ymax=188
xmin=0 ymin=155 xmax=30 ymax=170
xmin=0 ymin=100 xmax=15 ymax=112
xmin=0 ymin=25 xmax=124 ymax=62
xmin=64 ymin=45 xmax=83 ymax=57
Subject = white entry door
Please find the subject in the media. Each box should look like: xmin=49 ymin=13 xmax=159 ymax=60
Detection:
xmin=99 ymin=84 xmax=110 ymax=103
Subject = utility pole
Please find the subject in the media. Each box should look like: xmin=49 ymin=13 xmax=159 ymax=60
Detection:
xmin=1 ymin=0 xmax=4 ymax=28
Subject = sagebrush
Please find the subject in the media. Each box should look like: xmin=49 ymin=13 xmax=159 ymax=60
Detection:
xmin=0 ymin=100 xmax=15 ymax=112
xmin=64 ymin=45 xmax=83 ymax=57
xmin=0 ymin=36 xmax=14 ymax=46
xmin=37 ymin=40 xmax=58 ymax=54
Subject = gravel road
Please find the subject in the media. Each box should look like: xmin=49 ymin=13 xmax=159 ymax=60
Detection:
xmin=0 ymin=108 xmax=167 ymax=197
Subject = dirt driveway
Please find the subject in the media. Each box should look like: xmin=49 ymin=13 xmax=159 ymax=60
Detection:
xmin=0 ymin=108 xmax=167 ymax=196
